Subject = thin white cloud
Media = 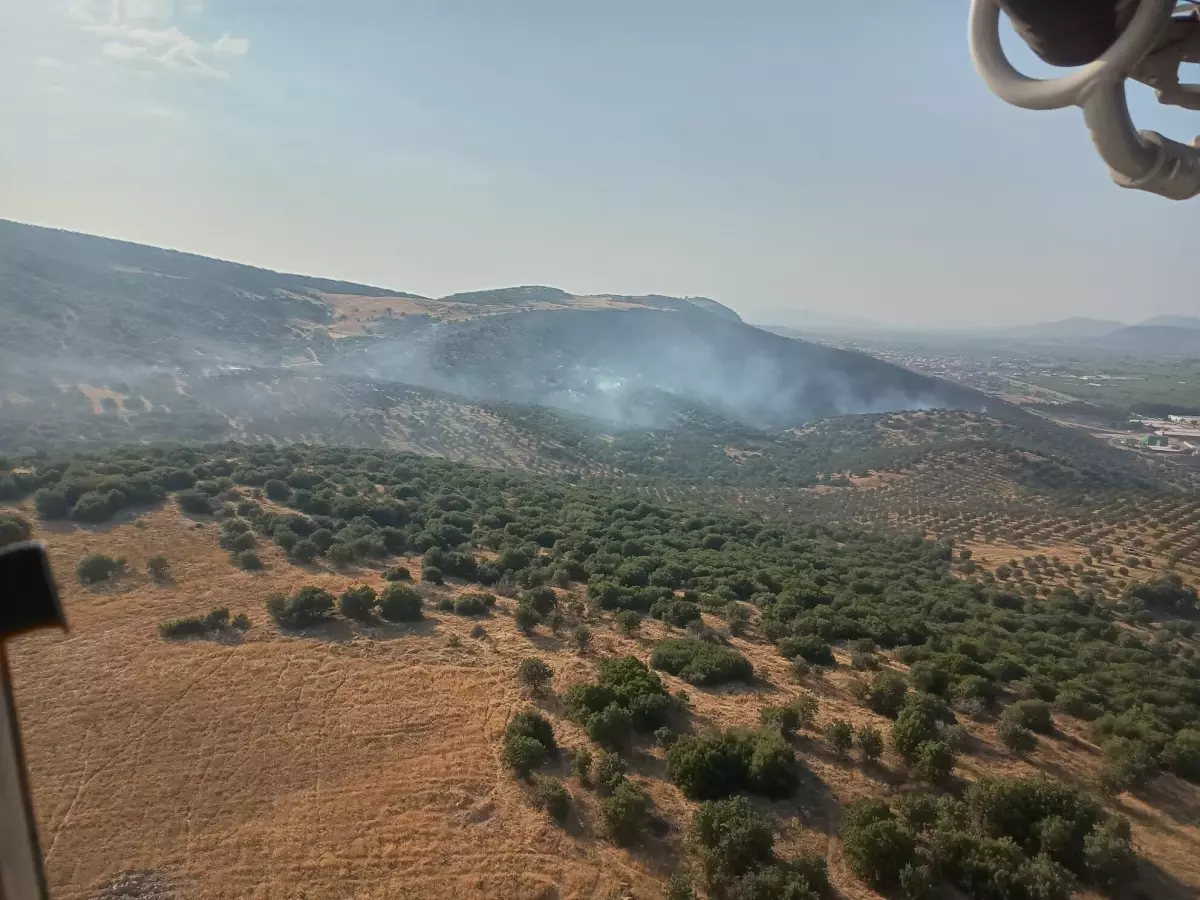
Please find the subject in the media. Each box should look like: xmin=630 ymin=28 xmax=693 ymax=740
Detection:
xmin=99 ymin=27 xmax=229 ymax=78
xmin=74 ymin=0 xmax=246 ymax=79
xmin=123 ymin=0 xmax=175 ymax=20
xmin=212 ymin=33 xmax=248 ymax=56
xmin=69 ymin=0 xmax=172 ymax=24
xmin=138 ymin=105 xmax=184 ymax=121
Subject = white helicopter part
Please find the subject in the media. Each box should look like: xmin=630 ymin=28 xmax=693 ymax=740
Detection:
xmin=969 ymin=0 xmax=1200 ymax=199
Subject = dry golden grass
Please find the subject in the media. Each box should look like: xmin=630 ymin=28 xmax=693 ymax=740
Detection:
xmin=7 ymin=504 xmax=1200 ymax=900
xmin=317 ymin=292 xmax=671 ymax=337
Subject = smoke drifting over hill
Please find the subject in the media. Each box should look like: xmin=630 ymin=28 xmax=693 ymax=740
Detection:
xmin=0 ymin=220 xmax=986 ymax=452
xmin=344 ymin=308 xmax=983 ymax=429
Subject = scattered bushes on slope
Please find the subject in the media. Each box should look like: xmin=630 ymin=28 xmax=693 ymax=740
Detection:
xmin=0 ymin=512 xmax=31 ymax=547
xmin=564 ymin=655 xmax=672 ymax=747
xmin=502 ymin=709 xmax=557 ymax=778
xmin=667 ymin=728 xmax=802 ymax=800
xmin=842 ymin=776 xmax=1137 ymax=898
xmin=651 ymin=637 xmax=753 ymax=686
xmin=339 ymin=585 xmax=377 ymax=621
xmin=159 ymin=607 xmax=249 ymax=639
xmin=77 ymin=553 xmax=124 ymax=585
xmin=516 ymin=657 xmax=554 ymax=695
xmin=691 ymin=797 xmax=831 ymax=899
xmin=378 ymin=584 xmax=423 ymax=622
xmin=266 ymin=585 xmax=335 ymax=629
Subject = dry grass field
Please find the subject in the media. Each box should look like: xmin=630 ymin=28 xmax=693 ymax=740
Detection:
xmin=317 ymin=292 xmax=683 ymax=338
xmin=8 ymin=502 xmax=1200 ymax=900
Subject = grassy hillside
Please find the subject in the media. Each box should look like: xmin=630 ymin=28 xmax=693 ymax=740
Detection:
xmin=0 ymin=221 xmax=740 ymax=372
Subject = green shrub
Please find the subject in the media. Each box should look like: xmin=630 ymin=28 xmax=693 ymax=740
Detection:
xmin=384 ymin=565 xmax=411 ymax=581
xmin=1083 ymin=817 xmax=1135 ymax=891
xmin=667 ymin=728 xmax=799 ymax=800
xmin=0 ymin=513 xmax=32 ymax=547
xmin=1002 ymin=699 xmax=1054 ymax=735
xmin=532 ymin=776 xmax=570 ymax=824
xmin=1098 ymin=737 xmax=1157 ymax=793
xmin=965 ymin=775 xmax=1106 ymax=876
xmin=891 ymin=693 xmax=954 ymax=765
xmin=725 ymin=602 xmax=750 ymax=637
xmin=266 ymin=585 xmax=335 ymax=628
xmin=159 ymin=607 xmax=235 ymax=639
xmin=158 ymin=616 xmax=208 ymax=639
xmin=327 ymin=543 xmax=354 ymax=566
xmin=502 ymin=734 xmax=547 ymax=777
xmin=264 ymin=479 xmax=290 ymax=500
xmin=146 ymin=555 xmax=170 ymax=581
xmin=587 ymin=703 xmax=633 ymax=750
xmin=615 ymin=610 xmax=642 ymax=635
xmin=523 ymin=586 xmax=558 ymax=615
xmin=650 ymin=637 xmax=753 ymax=685
xmin=176 ymin=490 xmax=213 ymax=515
xmin=339 ymin=585 xmax=377 ymax=621
xmin=936 ymin=830 xmax=1072 ymax=900
xmin=668 ymin=730 xmax=750 ymax=800
xmin=571 ymin=624 xmax=592 ymax=652
xmin=725 ymin=860 xmax=830 ymax=900
xmin=825 ymin=719 xmax=854 ymax=756
xmin=1162 ymin=728 xmax=1200 ymax=782
xmin=997 ymin=719 xmax=1038 ymax=757
xmin=235 ymin=549 xmax=263 ymax=570
xmin=33 ymin=488 xmax=70 ymax=520
xmin=514 ymin=603 xmax=540 ymax=634
xmin=289 ymin=539 xmax=319 ymax=564
xmin=913 ymin=740 xmax=957 ymax=784
xmin=662 ymin=874 xmax=695 ymax=900
xmin=516 ymin=657 xmax=553 ymax=695
xmin=453 ymin=591 xmax=493 ymax=615
xmin=864 ymin=671 xmax=909 ymax=718
xmin=378 ymin=584 xmax=423 ymax=622
xmin=421 ymin=565 xmax=444 ymax=584
xmin=506 ymin=708 xmax=556 ymax=752
xmin=747 ymin=728 xmax=801 ymax=797
xmin=563 ymin=655 xmax=671 ymax=736
xmin=77 ymin=553 xmax=124 ymax=585
xmin=501 ymin=709 xmax=555 ymax=778
xmin=778 ymin=634 xmax=835 ymax=665
xmin=572 ymin=746 xmax=593 ymax=785
xmin=593 ymin=750 xmax=628 ymax=795
xmin=690 ymin=796 xmax=774 ymax=882
xmin=857 ymin=725 xmax=884 ymax=763
xmin=599 ymin=778 xmax=650 ymax=845
xmin=760 ymin=703 xmax=801 ymax=738
xmin=841 ymin=802 xmax=916 ymax=891
xmin=651 ymin=598 xmax=702 ymax=628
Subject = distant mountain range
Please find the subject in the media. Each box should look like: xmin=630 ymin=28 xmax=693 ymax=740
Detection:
xmin=759 ymin=312 xmax=1200 ymax=354
xmin=993 ymin=317 xmax=1128 ymax=341
xmin=999 ymin=315 xmax=1200 ymax=353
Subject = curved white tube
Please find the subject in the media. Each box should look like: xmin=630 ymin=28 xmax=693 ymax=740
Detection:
xmin=968 ymin=0 xmax=1174 ymax=110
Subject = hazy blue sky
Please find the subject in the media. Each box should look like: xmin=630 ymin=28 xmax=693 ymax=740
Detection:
xmin=3 ymin=0 xmax=1198 ymax=327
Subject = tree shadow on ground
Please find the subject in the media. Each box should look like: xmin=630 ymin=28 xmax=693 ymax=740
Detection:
xmin=1118 ymin=773 xmax=1200 ymax=831
xmin=1134 ymin=856 xmax=1200 ymax=900
xmin=287 ymin=615 xmax=439 ymax=643
xmin=160 ymin=628 xmax=246 ymax=646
